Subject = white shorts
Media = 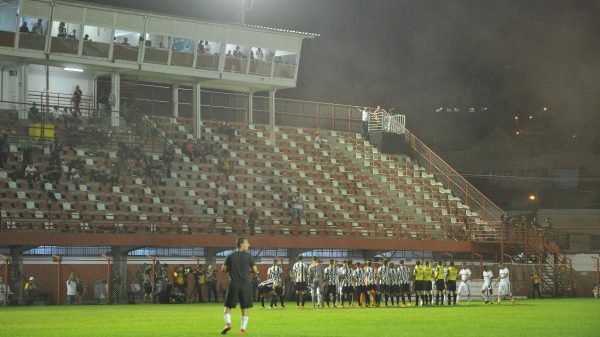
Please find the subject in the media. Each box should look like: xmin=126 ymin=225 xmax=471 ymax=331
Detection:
xmin=482 ymin=283 xmax=492 ymax=292
xmin=457 ymin=281 xmax=471 ymax=295
xmin=498 ymin=280 xmax=511 ymax=296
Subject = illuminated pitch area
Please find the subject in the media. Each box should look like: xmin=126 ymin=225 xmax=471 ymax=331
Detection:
xmin=0 ymin=299 xmax=598 ymax=337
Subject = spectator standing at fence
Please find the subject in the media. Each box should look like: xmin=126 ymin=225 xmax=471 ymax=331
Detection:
xmin=66 ymin=272 xmax=77 ymax=304
xmin=173 ymin=264 xmax=188 ymax=298
xmin=24 ymin=276 xmax=36 ymax=305
xmin=57 ymin=22 xmax=67 ymax=37
xmin=71 ymin=85 xmax=82 ymax=116
xmin=361 ymin=107 xmax=370 ymax=138
xmin=0 ymin=277 xmax=11 ymax=306
xmin=206 ymin=265 xmax=218 ymax=302
xmin=20 ymin=137 xmax=33 ymax=165
xmin=32 ymin=19 xmax=43 ymax=35
xmin=191 ymin=264 xmax=206 ymax=303
xmin=76 ymin=274 xmax=85 ymax=304
xmin=28 ymin=102 xmax=40 ymax=122
xmin=142 ymin=264 xmax=153 ymax=303
xmin=0 ymin=133 xmax=9 ymax=169
xmin=19 ymin=21 xmax=29 ymax=33
xmin=531 ymin=271 xmax=542 ymax=299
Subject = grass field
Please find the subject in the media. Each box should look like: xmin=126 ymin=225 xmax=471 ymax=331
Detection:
xmin=0 ymin=299 xmax=598 ymax=337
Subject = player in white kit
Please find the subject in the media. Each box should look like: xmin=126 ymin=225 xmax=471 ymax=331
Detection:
xmin=497 ymin=263 xmax=514 ymax=304
xmin=481 ymin=265 xmax=494 ymax=304
xmin=456 ymin=263 xmax=472 ymax=304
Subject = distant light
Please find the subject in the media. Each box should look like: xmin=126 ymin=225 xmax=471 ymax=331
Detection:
xmin=468 ymin=107 xmax=475 ymax=112
xmin=529 ymin=115 xmax=533 ymax=119
xmin=514 ymin=116 xmax=519 ymax=120
xmin=64 ymin=67 xmax=83 ymax=72
xmin=543 ymin=107 xmax=548 ymax=111
xmin=529 ymin=194 xmax=536 ymax=201
xmin=515 ymin=131 xmax=520 ymax=135
xmin=435 ymin=107 xmax=443 ymax=113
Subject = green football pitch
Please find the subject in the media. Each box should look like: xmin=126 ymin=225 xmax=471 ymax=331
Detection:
xmin=0 ymin=299 xmax=598 ymax=337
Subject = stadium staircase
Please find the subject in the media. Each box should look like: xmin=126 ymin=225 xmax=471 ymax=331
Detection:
xmin=507 ymin=226 xmax=574 ymax=297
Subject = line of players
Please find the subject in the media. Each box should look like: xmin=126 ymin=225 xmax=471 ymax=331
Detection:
xmin=258 ymin=256 xmax=514 ymax=308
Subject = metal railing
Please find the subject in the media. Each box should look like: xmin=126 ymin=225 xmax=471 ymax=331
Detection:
xmin=27 ymin=91 xmax=95 ymax=118
xmin=404 ymin=129 xmax=505 ymax=222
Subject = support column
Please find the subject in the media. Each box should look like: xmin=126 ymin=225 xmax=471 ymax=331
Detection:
xmin=269 ymin=89 xmax=277 ymax=144
xmin=248 ymin=91 xmax=254 ymax=124
xmin=193 ymin=81 xmax=202 ymax=139
xmin=110 ymin=247 xmax=129 ymax=304
xmin=10 ymin=247 xmax=25 ymax=304
xmin=172 ymin=84 xmax=179 ymax=118
xmin=204 ymin=248 xmax=221 ymax=269
xmin=17 ymin=64 xmax=28 ymax=120
xmin=110 ymin=73 xmax=120 ymax=127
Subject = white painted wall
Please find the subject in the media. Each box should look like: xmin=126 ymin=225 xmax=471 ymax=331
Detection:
xmin=0 ymin=66 xmax=19 ymax=110
xmin=50 ymin=21 xmax=81 ymax=38
xmin=0 ymin=2 xmax=18 ymax=32
xmin=27 ymin=64 xmax=94 ymax=98
xmin=566 ymin=253 xmax=600 ymax=272
xmin=83 ymin=25 xmax=112 ymax=43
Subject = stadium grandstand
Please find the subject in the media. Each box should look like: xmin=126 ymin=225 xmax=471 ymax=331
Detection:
xmin=0 ymin=0 xmax=596 ymax=308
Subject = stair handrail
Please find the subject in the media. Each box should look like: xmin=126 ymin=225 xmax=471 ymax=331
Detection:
xmin=403 ymin=128 xmax=505 ymax=222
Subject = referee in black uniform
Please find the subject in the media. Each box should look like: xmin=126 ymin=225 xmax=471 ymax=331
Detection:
xmin=221 ymin=237 xmax=258 ymax=335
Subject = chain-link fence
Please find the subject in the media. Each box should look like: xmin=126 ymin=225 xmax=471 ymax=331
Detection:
xmin=2 ymin=257 xmax=597 ymax=306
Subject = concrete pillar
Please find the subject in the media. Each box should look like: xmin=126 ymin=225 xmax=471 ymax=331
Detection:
xmin=204 ymin=248 xmax=221 ymax=268
xmin=10 ymin=247 xmax=25 ymax=304
xmin=192 ymin=81 xmax=202 ymax=139
xmin=248 ymin=91 xmax=254 ymax=124
xmin=268 ymin=89 xmax=277 ymax=144
xmin=17 ymin=64 xmax=28 ymax=120
xmin=110 ymin=247 xmax=130 ymax=304
xmin=110 ymin=73 xmax=120 ymax=127
xmin=172 ymin=84 xmax=179 ymax=118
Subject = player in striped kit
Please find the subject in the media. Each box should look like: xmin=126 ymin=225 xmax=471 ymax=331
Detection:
xmin=377 ymin=259 xmax=392 ymax=307
xmin=353 ymin=262 xmax=367 ymax=307
xmin=388 ymin=262 xmax=399 ymax=307
xmin=323 ymin=259 xmax=339 ymax=308
xmin=292 ymin=256 xmax=309 ymax=308
xmin=364 ymin=260 xmax=377 ymax=307
xmin=308 ymin=256 xmax=324 ymax=308
xmin=339 ymin=260 xmax=354 ymax=307
xmin=398 ymin=260 xmax=412 ymax=306
xmin=267 ymin=259 xmax=285 ymax=309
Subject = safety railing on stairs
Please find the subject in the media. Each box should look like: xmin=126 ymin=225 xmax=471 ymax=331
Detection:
xmin=403 ymin=128 xmax=505 ymax=223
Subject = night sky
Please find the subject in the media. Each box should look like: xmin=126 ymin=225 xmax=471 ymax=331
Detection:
xmin=86 ymin=0 xmax=600 ymax=157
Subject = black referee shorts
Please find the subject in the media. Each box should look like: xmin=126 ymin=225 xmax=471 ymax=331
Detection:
xmin=296 ymin=282 xmax=308 ymax=291
xmin=435 ymin=280 xmax=446 ymax=291
xmin=342 ymin=286 xmax=354 ymax=294
xmin=446 ymin=280 xmax=457 ymax=292
xmin=225 ymin=281 xmax=253 ymax=309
